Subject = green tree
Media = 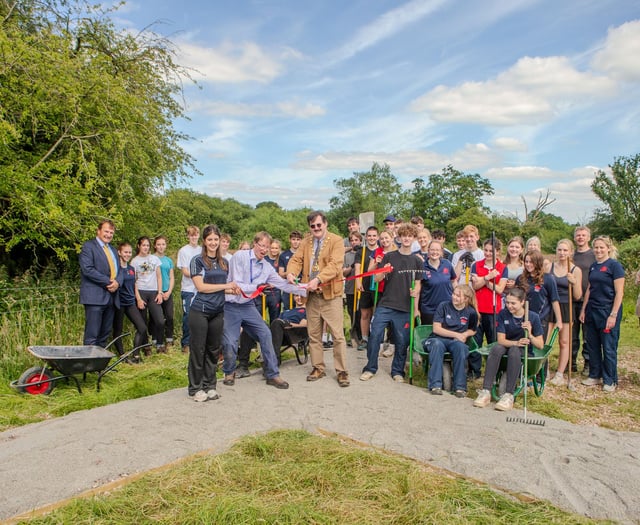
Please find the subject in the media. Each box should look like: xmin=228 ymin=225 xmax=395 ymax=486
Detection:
xmin=328 ymin=162 xmax=408 ymax=230
xmin=235 ymin=207 xmax=311 ymax=249
xmin=409 ymin=165 xmax=494 ymax=230
xmin=0 ymin=0 xmax=195 ymax=273
xmin=446 ymin=207 xmax=491 ymax=242
xmin=591 ymin=154 xmax=640 ymax=240
xmin=121 ymin=190 xmax=254 ymax=253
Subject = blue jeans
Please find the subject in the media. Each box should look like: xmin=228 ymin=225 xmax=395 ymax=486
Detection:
xmin=363 ymin=306 xmax=409 ymax=377
xmin=585 ymin=307 xmax=620 ymax=386
xmin=222 ymin=302 xmax=280 ymax=379
xmin=424 ymin=337 xmax=469 ymax=391
xmin=181 ymin=291 xmax=195 ymax=347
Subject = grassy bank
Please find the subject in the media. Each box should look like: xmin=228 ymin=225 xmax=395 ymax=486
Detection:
xmin=19 ymin=430 xmax=605 ymax=525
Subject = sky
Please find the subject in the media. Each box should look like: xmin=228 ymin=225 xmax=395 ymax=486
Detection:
xmin=115 ymin=0 xmax=640 ymax=224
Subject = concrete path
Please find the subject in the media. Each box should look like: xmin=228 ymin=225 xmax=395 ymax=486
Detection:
xmin=1 ymin=349 xmax=639 ymax=523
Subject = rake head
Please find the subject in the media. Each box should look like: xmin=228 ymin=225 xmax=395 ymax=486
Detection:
xmin=506 ymin=415 xmax=545 ymax=426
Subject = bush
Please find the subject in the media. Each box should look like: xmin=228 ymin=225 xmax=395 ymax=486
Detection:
xmin=618 ymin=235 xmax=640 ymax=273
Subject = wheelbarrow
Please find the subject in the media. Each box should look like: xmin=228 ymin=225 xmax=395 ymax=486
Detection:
xmin=10 ymin=334 xmax=151 ymax=395
xmin=474 ymin=327 xmax=559 ymax=400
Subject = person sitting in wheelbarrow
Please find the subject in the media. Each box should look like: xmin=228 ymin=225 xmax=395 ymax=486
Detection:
xmin=474 ymin=287 xmax=544 ymax=411
xmin=271 ymin=294 xmax=308 ymax=365
xmin=422 ymin=285 xmax=478 ymax=397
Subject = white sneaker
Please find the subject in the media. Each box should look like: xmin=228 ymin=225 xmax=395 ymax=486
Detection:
xmin=360 ymin=371 xmax=375 ymax=381
xmin=581 ymin=377 xmax=603 ymax=386
xmin=193 ymin=390 xmax=208 ymax=402
xmin=603 ymin=383 xmax=617 ymax=393
xmin=473 ymin=389 xmax=491 ymax=408
xmin=550 ymin=373 xmax=565 ymax=386
xmin=206 ymin=389 xmax=220 ymax=400
xmin=392 ymin=374 xmax=404 ymax=383
xmin=495 ymin=393 xmax=514 ymax=411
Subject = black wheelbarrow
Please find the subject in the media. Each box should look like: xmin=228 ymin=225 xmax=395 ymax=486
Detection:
xmin=10 ymin=334 xmax=150 ymax=395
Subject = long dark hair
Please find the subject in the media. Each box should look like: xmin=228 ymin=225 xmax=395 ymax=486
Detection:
xmin=521 ymin=250 xmax=544 ymax=295
xmin=135 ymin=236 xmax=151 ymax=255
xmin=201 ymin=225 xmax=228 ymax=271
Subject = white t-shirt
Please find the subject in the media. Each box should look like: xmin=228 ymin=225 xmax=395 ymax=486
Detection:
xmin=177 ymin=244 xmax=201 ymax=293
xmin=451 ymin=248 xmax=484 ymax=285
xmin=131 ymin=254 xmax=162 ymax=291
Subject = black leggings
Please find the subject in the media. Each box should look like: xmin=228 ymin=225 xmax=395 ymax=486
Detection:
xmin=482 ymin=344 xmax=524 ymax=394
xmin=112 ymin=304 xmax=148 ymax=355
xmin=138 ymin=289 xmax=165 ymax=345
xmin=187 ymin=308 xmax=223 ymax=395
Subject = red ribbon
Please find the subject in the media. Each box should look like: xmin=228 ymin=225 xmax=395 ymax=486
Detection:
xmin=344 ymin=265 xmax=393 ymax=282
xmin=237 ymin=266 xmax=394 ymax=298
xmin=238 ymin=284 xmax=270 ymax=300
xmin=306 ymin=265 xmax=394 ymax=288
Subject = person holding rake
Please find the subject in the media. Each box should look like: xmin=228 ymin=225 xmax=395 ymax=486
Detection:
xmin=474 ymin=287 xmax=544 ymax=411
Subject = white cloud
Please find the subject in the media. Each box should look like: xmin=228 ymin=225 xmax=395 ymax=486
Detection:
xmin=292 ymin=143 xmax=498 ymax=173
xmin=189 ymin=100 xmax=325 ymax=118
xmin=410 ymin=56 xmax=616 ymax=125
xmin=484 ymin=166 xmax=554 ymax=180
xmin=183 ymin=120 xmax=247 ymax=158
xmin=327 ymin=0 xmax=448 ymax=64
xmin=194 ymin=179 xmax=335 ymax=209
xmin=485 ymin=166 xmax=601 ymax=223
xmin=591 ymin=20 xmax=640 ymax=81
xmin=176 ymin=39 xmax=284 ymax=83
xmin=492 ymin=137 xmax=527 ymax=151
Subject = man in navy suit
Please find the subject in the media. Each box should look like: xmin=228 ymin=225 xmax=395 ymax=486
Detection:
xmin=79 ymin=220 xmax=123 ymax=347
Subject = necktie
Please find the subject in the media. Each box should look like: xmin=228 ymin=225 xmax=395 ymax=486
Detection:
xmin=103 ymin=245 xmax=116 ymax=280
xmin=310 ymin=240 xmax=321 ymax=280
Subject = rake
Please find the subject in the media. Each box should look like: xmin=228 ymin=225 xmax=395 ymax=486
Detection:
xmin=408 ymin=279 xmax=416 ymax=385
xmin=507 ymin=301 xmax=545 ymax=426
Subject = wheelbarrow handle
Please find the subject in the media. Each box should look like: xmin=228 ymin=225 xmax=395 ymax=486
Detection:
xmin=103 ymin=332 xmax=131 ymax=352
xmin=96 ymin=342 xmax=153 ymax=391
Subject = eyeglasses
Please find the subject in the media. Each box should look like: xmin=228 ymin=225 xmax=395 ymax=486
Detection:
xmin=255 ymin=243 xmax=269 ymax=251
xmin=309 ymin=223 xmax=324 ymax=230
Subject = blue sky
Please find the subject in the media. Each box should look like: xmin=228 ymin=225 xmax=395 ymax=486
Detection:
xmin=116 ymin=0 xmax=640 ymax=224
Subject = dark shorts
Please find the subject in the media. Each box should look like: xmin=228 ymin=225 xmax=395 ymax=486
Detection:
xmin=555 ymin=302 xmax=571 ymax=323
xmin=359 ymin=291 xmax=375 ymax=309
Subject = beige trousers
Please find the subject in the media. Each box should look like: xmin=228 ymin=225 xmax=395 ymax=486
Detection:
xmin=305 ymin=294 xmax=347 ymax=373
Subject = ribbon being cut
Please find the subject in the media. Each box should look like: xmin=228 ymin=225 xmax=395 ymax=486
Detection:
xmin=299 ymin=265 xmax=395 ymax=289
xmin=236 ymin=265 xmax=399 ymax=299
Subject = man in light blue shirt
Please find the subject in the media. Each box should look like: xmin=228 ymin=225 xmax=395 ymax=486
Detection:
xmin=222 ymin=231 xmax=306 ymax=389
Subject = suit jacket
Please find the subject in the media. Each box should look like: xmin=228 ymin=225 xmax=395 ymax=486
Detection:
xmin=287 ymin=232 xmax=344 ymax=299
xmin=79 ymin=239 xmax=123 ymax=307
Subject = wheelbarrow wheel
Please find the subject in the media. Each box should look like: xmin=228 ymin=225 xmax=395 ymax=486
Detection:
xmin=17 ymin=367 xmax=54 ymax=395
xmin=295 ymin=340 xmax=309 ymax=365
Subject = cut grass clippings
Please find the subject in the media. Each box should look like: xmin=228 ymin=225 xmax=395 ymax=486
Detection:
xmin=17 ymin=430 xmax=607 ymax=525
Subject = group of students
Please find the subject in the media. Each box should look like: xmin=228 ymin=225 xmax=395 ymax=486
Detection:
xmin=113 ymin=236 xmax=175 ymax=359
xmin=90 ymin=215 xmax=624 ymax=408
xmin=342 ymin=218 xmax=624 ymax=411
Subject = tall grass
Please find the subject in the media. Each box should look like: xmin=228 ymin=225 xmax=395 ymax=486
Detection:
xmin=0 ymin=282 xmax=85 ymax=384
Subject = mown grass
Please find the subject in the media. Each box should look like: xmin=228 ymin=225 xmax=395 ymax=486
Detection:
xmin=0 ymin=279 xmax=189 ymax=431
xmin=18 ymin=430 xmax=607 ymax=525
xmin=0 ymin=352 xmax=188 ymax=430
